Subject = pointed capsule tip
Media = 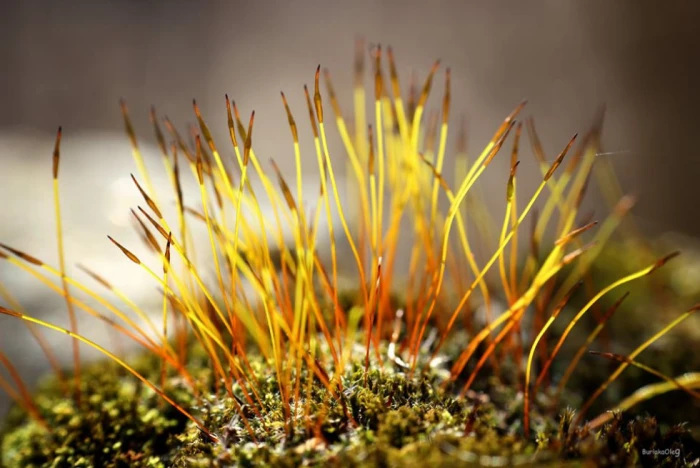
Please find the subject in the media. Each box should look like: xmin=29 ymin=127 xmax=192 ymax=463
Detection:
xmin=660 ymin=250 xmax=681 ymax=264
xmin=650 ymin=251 xmax=681 ymax=273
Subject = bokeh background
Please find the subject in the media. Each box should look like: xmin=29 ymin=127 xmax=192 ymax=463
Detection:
xmin=1 ymin=0 xmax=699 ymax=417
xmin=2 ymin=0 xmax=699 ymax=234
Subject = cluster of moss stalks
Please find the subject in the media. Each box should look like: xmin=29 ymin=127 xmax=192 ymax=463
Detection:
xmin=1 ymin=308 xmax=698 ymax=467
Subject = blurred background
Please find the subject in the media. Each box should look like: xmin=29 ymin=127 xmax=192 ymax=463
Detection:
xmin=1 ymin=0 xmax=699 ymax=234
xmin=1 ymin=0 xmax=699 ymax=417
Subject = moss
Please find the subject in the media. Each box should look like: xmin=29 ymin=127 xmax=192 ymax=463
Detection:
xmin=0 ymin=353 xmax=195 ymax=467
xmin=556 ymin=412 xmax=699 ymax=467
xmin=3 ymin=252 xmax=700 ymax=467
xmin=1 ymin=334 xmax=698 ymax=467
xmin=553 ymin=237 xmax=700 ymax=437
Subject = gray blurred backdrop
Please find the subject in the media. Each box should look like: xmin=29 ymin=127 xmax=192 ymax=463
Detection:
xmin=2 ymin=1 xmax=699 ymax=232
xmin=1 ymin=0 xmax=699 ymax=416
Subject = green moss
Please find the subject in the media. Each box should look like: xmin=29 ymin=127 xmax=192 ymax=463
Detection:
xmin=0 ymin=353 xmax=194 ymax=467
xmin=1 ymin=326 xmax=698 ymax=467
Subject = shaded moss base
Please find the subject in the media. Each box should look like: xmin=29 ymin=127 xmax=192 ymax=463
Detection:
xmin=1 ymin=335 xmax=698 ymax=468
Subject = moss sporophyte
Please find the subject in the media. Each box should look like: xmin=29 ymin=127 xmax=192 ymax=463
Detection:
xmin=1 ymin=42 xmax=699 ymax=467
